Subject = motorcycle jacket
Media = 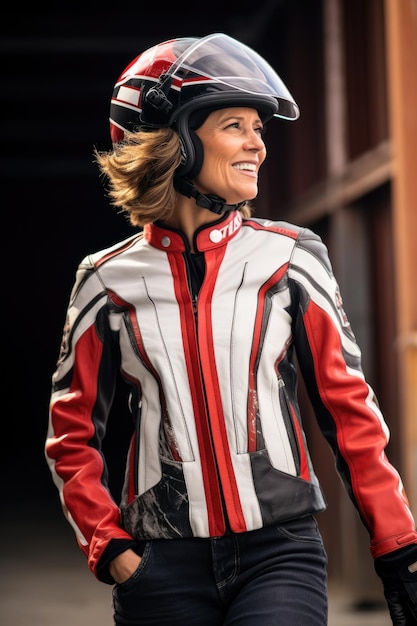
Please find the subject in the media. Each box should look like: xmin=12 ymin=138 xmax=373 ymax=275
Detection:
xmin=45 ymin=210 xmax=417 ymax=582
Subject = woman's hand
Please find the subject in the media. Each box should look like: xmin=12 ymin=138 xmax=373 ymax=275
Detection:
xmin=109 ymin=548 xmax=142 ymax=584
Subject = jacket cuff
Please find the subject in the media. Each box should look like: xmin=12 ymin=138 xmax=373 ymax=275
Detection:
xmin=96 ymin=538 xmax=138 ymax=584
xmin=370 ymin=532 xmax=417 ymax=559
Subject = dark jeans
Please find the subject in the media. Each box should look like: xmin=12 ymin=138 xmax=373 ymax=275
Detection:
xmin=112 ymin=515 xmax=328 ymax=625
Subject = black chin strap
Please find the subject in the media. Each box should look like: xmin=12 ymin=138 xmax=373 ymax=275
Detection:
xmin=174 ymin=177 xmax=246 ymax=215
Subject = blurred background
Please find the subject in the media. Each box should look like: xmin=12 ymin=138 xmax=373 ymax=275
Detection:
xmin=1 ymin=0 xmax=416 ymax=623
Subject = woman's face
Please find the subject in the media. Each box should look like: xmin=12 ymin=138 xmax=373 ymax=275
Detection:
xmin=194 ymin=107 xmax=267 ymax=205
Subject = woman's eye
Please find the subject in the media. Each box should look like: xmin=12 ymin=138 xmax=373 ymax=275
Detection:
xmin=224 ymin=122 xmax=264 ymax=134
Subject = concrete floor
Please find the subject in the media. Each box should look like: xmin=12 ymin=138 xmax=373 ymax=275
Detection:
xmin=1 ymin=507 xmax=391 ymax=626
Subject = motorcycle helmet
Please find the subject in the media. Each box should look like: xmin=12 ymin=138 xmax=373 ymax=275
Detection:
xmin=110 ymin=33 xmax=299 ymax=175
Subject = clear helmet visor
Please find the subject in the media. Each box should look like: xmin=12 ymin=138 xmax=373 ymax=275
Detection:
xmin=165 ymin=33 xmax=300 ymax=120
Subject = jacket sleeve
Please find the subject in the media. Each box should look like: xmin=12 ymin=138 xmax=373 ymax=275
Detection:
xmin=45 ymin=256 xmax=135 ymax=581
xmin=289 ymin=227 xmax=417 ymax=558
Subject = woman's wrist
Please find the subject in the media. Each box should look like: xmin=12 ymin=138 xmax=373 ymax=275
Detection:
xmin=109 ymin=548 xmax=142 ymax=584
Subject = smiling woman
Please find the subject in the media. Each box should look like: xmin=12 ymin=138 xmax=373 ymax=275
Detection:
xmin=192 ymin=107 xmax=266 ymax=207
xmin=45 ymin=31 xmax=417 ymax=626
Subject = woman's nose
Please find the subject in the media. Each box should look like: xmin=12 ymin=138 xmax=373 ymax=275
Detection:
xmin=244 ymin=130 xmax=265 ymax=151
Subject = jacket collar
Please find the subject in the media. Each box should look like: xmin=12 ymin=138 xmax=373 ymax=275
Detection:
xmin=143 ymin=210 xmax=242 ymax=252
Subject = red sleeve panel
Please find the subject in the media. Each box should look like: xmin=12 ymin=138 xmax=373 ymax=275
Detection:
xmin=300 ymin=298 xmax=416 ymax=557
xmin=46 ymin=320 xmax=133 ymax=577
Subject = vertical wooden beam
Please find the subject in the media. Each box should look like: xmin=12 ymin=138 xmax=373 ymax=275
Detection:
xmin=384 ymin=0 xmax=417 ymax=515
xmin=324 ymin=0 xmax=346 ymax=176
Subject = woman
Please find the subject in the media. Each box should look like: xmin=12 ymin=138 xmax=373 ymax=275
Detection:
xmin=45 ymin=33 xmax=417 ymax=625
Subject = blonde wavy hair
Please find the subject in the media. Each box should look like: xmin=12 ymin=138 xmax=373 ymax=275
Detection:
xmin=94 ymin=127 xmax=252 ymax=227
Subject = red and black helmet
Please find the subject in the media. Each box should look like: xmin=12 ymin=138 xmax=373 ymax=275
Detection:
xmin=110 ymin=33 xmax=299 ymax=179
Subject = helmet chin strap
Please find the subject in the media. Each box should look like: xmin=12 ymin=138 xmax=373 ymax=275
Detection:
xmin=174 ymin=177 xmax=246 ymax=215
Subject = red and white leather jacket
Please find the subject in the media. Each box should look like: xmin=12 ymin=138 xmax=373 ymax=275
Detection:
xmin=45 ymin=210 xmax=417 ymax=581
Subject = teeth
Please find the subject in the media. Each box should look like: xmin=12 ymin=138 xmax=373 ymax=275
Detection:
xmin=233 ymin=163 xmax=256 ymax=171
